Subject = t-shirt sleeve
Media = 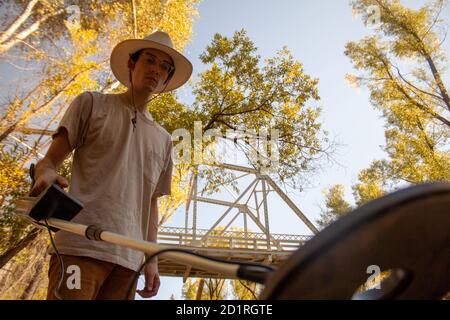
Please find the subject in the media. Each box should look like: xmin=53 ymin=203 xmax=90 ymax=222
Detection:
xmin=51 ymin=92 xmax=93 ymax=150
xmin=153 ymin=138 xmax=174 ymax=197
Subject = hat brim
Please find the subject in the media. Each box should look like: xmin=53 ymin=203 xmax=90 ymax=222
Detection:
xmin=110 ymin=39 xmax=193 ymax=93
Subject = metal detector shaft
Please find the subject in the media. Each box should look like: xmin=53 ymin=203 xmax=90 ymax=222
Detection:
xmin=45 ymin=217 xmax=270 ymax=283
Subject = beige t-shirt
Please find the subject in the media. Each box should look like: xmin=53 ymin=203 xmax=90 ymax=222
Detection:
xmin=50 ymin=91 xmax=173 ymax=271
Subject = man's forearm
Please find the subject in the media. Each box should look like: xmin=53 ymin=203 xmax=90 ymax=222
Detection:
xmin=35 ymin=129 xmax=72 ymax=176
xmin=146 ymin=197 xmax=159 ymax=263
xmin=35 ymin=157 xmax=57 ymax=176
xmin=147 ymin=197 xmax=159 ymax=243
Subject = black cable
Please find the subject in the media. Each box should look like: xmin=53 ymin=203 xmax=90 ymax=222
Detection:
xmin=44 ymin=218 xmax=64 ymax=300
xmin=125 ymin=247 xmax=276 ymax=300
xmin=29 ymin=165 xmax=64 ymax=299
xmin=131 ymin=78 xmax=137 ymax=132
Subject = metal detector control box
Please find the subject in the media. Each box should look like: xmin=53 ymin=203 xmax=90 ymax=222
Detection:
xmin=26 ymin=184 xmax=84 ymax=231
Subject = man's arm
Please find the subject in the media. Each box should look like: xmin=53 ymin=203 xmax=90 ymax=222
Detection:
xmin=137 ymin=196 xmax=161 ymax=298
xmin=30 ymin=128 xmax=73 ymax=196
xmin=147 ymin=196 xmax=159 ymax=243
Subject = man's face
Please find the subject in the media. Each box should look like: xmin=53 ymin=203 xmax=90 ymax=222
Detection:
xmin=128 ymin=48 xmax=174 ymax=93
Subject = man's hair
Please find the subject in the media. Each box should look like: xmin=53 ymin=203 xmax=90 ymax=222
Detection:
xmin=129 ymin=49 xmax=145 ymax=63
xmin=129 ymin=49 xmax=175 ymax=84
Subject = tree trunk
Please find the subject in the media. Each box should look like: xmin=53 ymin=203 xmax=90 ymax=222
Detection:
xmin=0 ymin=8 xmax=65 ymax=55
xmin=19 ymin=247 xmax=45 ymax=300
xmin=0 ymin=66 xmax=94 ymax=143
xmin=0 ymin=232 xmax=47 ymax=299
xmin=0 ymin=227 xmax=42 ymax=269
xmin=424 ymin=55 xmax=450 ymax=113
xmin=0 ymin=0 xmax=39 ymax=44
xmin=195 ymin=278 xmax=205 ymax=300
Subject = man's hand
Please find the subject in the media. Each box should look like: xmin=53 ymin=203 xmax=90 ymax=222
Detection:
xmin=137 ymin=261 xmax=160 ymax=298
xmin=30 ymin=161 xmax=69 ymax=196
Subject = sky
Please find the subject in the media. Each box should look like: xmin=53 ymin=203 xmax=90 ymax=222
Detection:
xmin=143 ymin=0 xmax=450 ymax=300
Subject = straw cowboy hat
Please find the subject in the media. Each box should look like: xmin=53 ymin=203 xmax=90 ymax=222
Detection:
xmin=110 ymin=31 xmax=193 ymax=93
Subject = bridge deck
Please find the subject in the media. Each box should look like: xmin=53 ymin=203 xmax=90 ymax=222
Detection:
xmin=157 ymin=226 xmax=312 ymax=278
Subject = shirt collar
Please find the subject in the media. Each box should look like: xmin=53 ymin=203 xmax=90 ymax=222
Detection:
xmin=118 ymin=93 xmax=154 ymax=121
xmin=143 ymin=109 xmax=153 ymax=121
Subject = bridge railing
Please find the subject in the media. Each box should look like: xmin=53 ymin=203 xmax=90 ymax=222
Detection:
xmin=158 ymin=226 xmax=313 ymax=251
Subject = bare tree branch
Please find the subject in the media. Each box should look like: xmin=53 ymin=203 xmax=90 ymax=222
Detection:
xmin=0 ymin=0 xmax=40 ymax=44
xmin=0 ymin=7 xmax=65 ymax=55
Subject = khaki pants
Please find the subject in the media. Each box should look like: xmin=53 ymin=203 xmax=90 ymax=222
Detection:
xmin=47 ymin=254 xmax=138 ymax=300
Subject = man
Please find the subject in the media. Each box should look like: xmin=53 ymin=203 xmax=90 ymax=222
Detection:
xmin=30 ymin=31 xmax=192 ymax=300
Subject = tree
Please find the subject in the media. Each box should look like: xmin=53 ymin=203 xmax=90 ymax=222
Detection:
xmin=317 ymin=184 xmax=352 ymax=229
xmin=1 ymin=0 xmax=200 ymax=144
xmin=230 ymin=280 xmax=261 ymax=300
xmin=182 ymin=277 xmax=228 ymax=300
xmin=320 ymin=0 xmax=449 ymax=231
xmin=317 ymin=172 xmax=387 ymax=229
xmin=318 ymin=2 xmax=450 ymax=299
xmin=0 ymin=0 xmax=65 ymax=56
xmin=191 ymin=30 xmax=332 ymax=189
xmin=0 ymin=230 xmax=49 ymax=299
xmin=151 ymin=29 xmax=333 ymax=226
xmin=0 ymin=0 xmax=199 ymax=57
xmin=345 ymin=0 xmax=450 ymax=191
